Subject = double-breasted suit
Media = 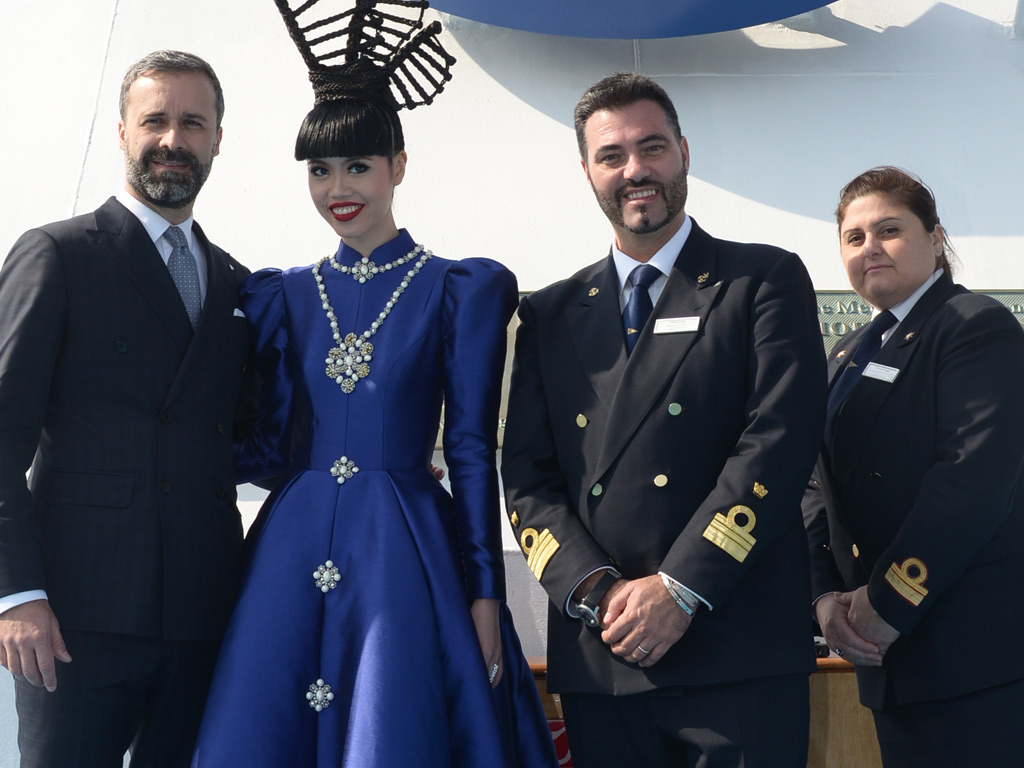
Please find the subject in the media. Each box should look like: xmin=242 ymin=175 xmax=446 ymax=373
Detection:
xmin=0 ymin=196 xmax=252 ymax=642
xmin=803 ymin=273 xmax=1024 ymax=711
xmin=502 ymin=220 xmax=827 ymax=696
xmin=0 ymin=197 xmax=254 ymax=766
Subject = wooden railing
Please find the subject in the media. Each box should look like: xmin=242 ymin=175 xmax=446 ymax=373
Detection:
xmin=528 ymin=657 xmax=883 ymax=768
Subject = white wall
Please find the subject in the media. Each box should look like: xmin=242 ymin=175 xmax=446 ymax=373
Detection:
xmin=2 ymin=0 xmax=1023 ymax=761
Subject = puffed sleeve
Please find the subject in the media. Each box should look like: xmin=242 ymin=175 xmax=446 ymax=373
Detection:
xmin=234 ymin=268 xmax=295 ymax=485
xmin=440 ymin=258 xmax=519 ymax=601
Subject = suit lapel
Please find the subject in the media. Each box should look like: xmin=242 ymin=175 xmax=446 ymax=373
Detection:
xmin=593 ymin=222 xmax=722 ymax=482
xmin=566 ymin=257 xmax=628 ymax=408
xmin=826 ymin=326 xmax=866 ymax=390
xmin=831 ymin=275 xmax=957 ymax=485
xmin=163 ymin=222 xmax=240 ymax=405
xmin=93 ymin=198 xmax=194 ymax=355
xmin=191 ymin=221 xmax=233 ymax=340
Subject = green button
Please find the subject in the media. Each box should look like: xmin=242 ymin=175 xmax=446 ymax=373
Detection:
xmin=591 ymin=483 xmax=603 ymax=497
xmin=668 ymin=403 xmax=682 ymax=416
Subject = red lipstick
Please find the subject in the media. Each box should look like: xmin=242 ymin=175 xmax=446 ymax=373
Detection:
xmin=329 ymin=202 xmax=364 ymax=222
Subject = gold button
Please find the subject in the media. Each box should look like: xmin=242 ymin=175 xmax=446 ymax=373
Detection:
xmin=576 ymin=414 xmax=588 ymax=428
xmin=668 ymin=403 xmax=682 ymax=416
xmin=654 ymin=474 xmax=669 ymax=487
xmin=591 ymin=483 xmax=603 ymax=497
xmin=852 ymin=544 xmax=860 ymax=558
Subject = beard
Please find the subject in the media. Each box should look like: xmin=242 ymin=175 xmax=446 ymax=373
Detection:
xmin=124 ymin=147 xmax=213 ymax=209
xmin=593 ymin=167 xmax=688 ymax=235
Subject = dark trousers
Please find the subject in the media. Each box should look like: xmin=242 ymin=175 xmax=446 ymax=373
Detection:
xmin=560 ymin=673 xmax=809 ymax=768
xmin=871 ymin=676 xmax=1024 ymax=768
xmin=15 ymin=630 xmax=220 ymax=768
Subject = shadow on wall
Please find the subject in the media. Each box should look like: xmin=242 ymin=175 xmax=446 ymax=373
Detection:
xmin=445 ymin=2 xmax=1024 ymax=236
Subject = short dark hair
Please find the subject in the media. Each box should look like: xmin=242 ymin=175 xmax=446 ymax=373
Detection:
xmin=836 ymin=166 xmax=957 ymax=277
xmin=119 ymin=50 xmax=224 ymax=127
xmin=294 ymin=99 xmax=404 ymax=161
xmin=574 ymin=73 xmax=683 ymax=159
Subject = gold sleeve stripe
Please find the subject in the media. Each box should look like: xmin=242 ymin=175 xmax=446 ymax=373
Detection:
xmin=885 ymin=558 xmax=929 ymax=606
xmin=703 ymin=505 xmax=757 ymax=563
xmin=520 ymin=527 xmax=560 ymax=581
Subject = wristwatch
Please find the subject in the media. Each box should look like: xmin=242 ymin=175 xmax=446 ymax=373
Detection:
xmin=575 ymin=569 xmax=621 ymax=627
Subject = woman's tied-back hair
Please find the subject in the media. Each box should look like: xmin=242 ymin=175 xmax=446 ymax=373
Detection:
xmin=837 ymin=166 xmax=957 ymax=277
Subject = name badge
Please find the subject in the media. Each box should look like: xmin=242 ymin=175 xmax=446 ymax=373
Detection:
xmin=654 ymin=316 xmax=700 ymax=335
xmin=863 ymin=362 xmax=900 ymax=383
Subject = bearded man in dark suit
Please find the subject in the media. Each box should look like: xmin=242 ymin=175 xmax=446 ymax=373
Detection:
xmin=0 ymin=50 xmax=253 ymax=768
xmin=501 ymin=73 xmax=827 ymax=767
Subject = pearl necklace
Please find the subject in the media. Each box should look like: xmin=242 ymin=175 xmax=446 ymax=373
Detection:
xmin=327 ymin=244 xmax=425 ymax=283
xmin=313 ymin=245 xmax=433 ymax=394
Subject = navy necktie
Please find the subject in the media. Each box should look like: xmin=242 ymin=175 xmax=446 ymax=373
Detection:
xmin=623 ymin=264 xmax=661 ymax=355
xmin=163 ymin=225 xmax=201 ymax=329
xmin=826 ymin=309 xmax=897 ymax=435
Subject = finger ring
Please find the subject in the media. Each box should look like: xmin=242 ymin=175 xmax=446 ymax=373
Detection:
xmin=636 ymin=645 xmax=650 ymax=655
xmin=834 ymin=648 xmax=844 ymax=657
xmin=488 ymin=663 xmax=500 ymax=684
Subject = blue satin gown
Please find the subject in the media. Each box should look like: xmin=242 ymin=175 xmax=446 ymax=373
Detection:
xmin=191 ymin=230 xmax=556 ymax=767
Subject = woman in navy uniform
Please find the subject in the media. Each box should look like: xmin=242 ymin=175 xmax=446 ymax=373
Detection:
xmin=804 ymin=166 xmax=1024 ymax=767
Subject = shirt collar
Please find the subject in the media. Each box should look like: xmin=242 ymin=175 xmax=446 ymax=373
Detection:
xmin=115 ymin=189 xmax=196 ymax=250
xmin=612 ymin=214 xmax=692 ymax=292
xmin=877 ymin=269 xmax=944 ymax=324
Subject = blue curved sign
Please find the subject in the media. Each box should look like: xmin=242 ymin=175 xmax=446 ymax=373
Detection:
xmin=434 ymin=0 xmax=832 ymax=39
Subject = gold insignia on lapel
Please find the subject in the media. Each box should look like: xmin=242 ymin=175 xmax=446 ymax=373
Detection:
xmin=753 ymin=482 xmax=768 ymax=499
xmin=588 ymin=287 xmax=599 ymax=297
xmin=885 ymin=557 xmax=929 ymax=606
xmin=836 ymin=350 xmax=847 ymax=359
xmin=510 ymin=511 xmax=520 ymax=527
xmin=703 ymin=505 xmax=757 ymax=563
xmin=697 ymin=272 xmax=710 ymax=284
xmin=520 ymin=527 xmax=560 ymax=581
xmin=904 ymin=331 xmax=916 ymax=342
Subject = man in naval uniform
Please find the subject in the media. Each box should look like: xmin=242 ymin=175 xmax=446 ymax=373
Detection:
xmin=501 ymin=73 xmax=827 ymax=767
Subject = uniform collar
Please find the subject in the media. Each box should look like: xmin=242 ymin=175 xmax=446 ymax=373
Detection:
xmin=611 ymin=214 xmax=692 ymax=293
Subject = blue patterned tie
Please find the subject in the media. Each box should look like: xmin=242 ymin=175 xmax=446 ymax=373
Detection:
xmin=623 ymin=264 xmax=661 ymax=355
xmin=825 ymin=309 xmax=897 ymax=437
xmin=163 ymin=225 xmax=201 ymax=329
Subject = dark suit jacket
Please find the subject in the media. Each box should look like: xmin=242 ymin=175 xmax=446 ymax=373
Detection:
xmin=803 ymin=274 xmax=1024 ymax=709
xmin=502 ymin=220 xmax=827 ymax=695
xmin=0 ymin=197 xmax=252 ymax=643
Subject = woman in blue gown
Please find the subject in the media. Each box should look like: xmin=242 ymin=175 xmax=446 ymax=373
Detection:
xmin=191 ymin=3 xmax=556 ymax=766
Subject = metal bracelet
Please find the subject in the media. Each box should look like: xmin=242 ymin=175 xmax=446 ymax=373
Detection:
xmin=661 ymin=573 xmax=696 ymax=617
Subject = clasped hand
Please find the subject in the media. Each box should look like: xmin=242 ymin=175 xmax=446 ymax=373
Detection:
xmin=597 ymin=575 xmax=691 ymax=668
xmin=816 ymin=586 xmax=899 ymax=667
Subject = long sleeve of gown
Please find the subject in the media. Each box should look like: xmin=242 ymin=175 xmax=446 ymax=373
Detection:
xmin=441 ymin=259 xmax=518 ymax=601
